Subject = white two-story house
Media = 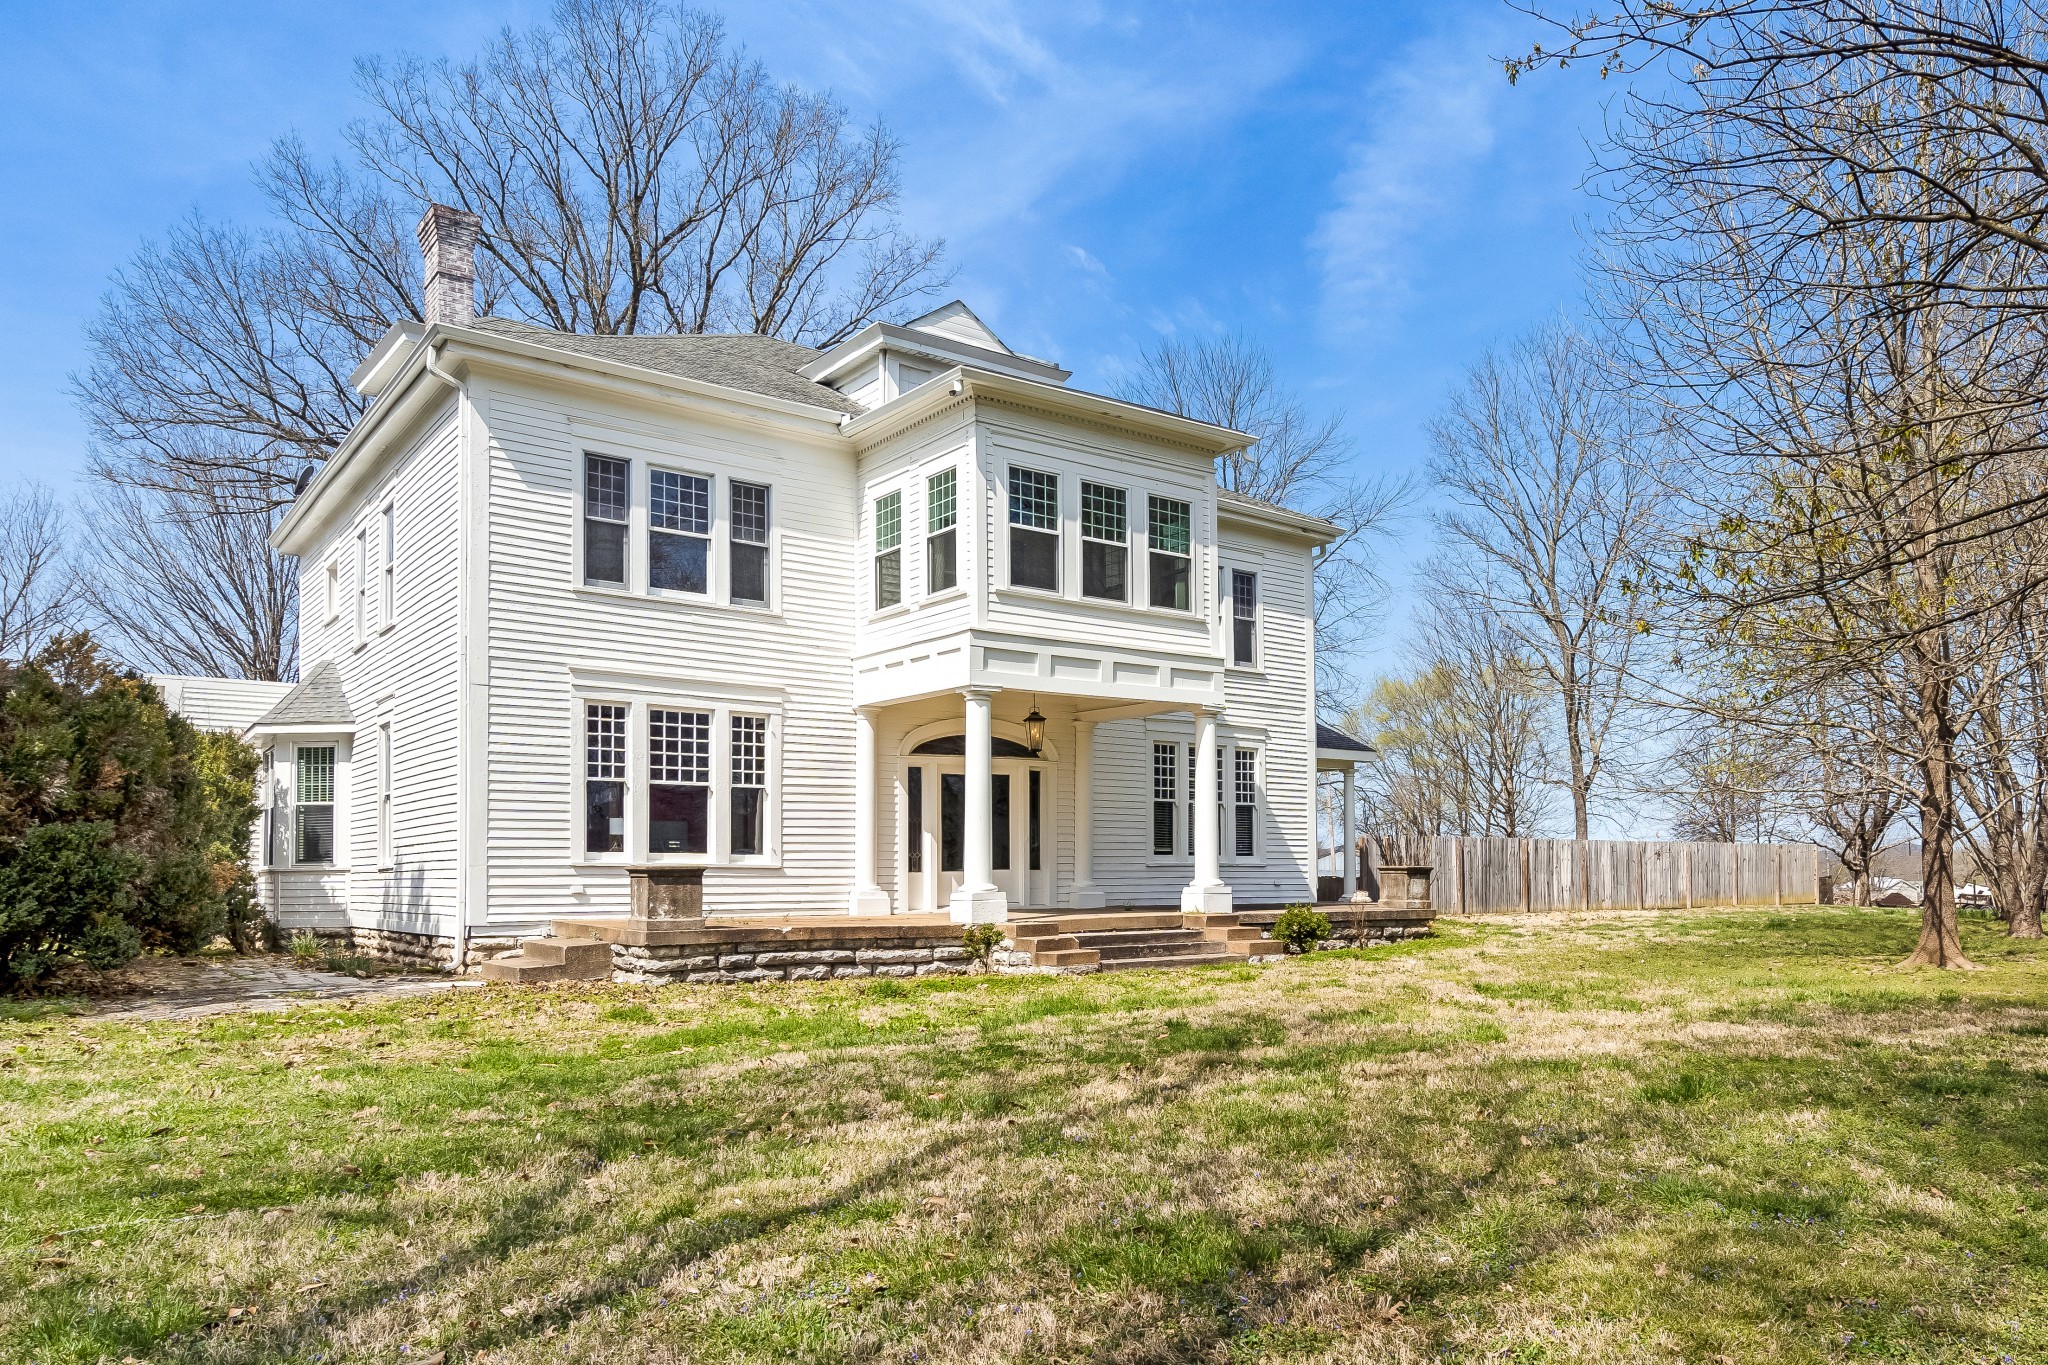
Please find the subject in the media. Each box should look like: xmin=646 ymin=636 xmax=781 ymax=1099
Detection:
xmin=226 ymin=205 xmax=1357 ymax=968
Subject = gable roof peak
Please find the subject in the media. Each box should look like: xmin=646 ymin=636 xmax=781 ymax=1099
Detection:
xmin=903 ymin=299 xmax=1014 ymax=355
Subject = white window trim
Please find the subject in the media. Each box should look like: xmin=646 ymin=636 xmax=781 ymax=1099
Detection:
xmin=576 ymin=448 xmax=779 ymax=615
xmin=870 ymin=485 xmax=907 ymax=615
xmin=1078 ymin=477 xmax=1132 ymax=605
xmin=379 ymin=503 xmax=397 ymax=633
xmin=276 ymin=738 xmax=351 ymax=871
xmin=570 ymin=693 xmax=782 ymax=869
xmin=352 ymin=528 xmax=369 ymax=649
xmin=924 ymin=465 xmax=961 ymax=597
xmin=1225 ymin=562 xmax=1261 ymax=671
xmin=986 ymin=453 xmax=1211 ymax=619
xmin=376 ymin=719 xmax=394 ymax=870
xmin=323 ymin=559 xmax=340 ymax=624
xmin=1139 ymin=724 xmax=1267 ymax=868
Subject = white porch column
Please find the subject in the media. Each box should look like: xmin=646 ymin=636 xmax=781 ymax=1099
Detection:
xmin=950 ymin=687 xmax=1008 ymax=923
xmin=1070 ymin=718 xmax=1105 ymax=908
xmin=849 ymin=707 xmax=891 ymax=915
xmin=1180 ymin=706 xmax=1232 ymax=915
xmin=1342 ymin=763 xmax=1364 ymax=902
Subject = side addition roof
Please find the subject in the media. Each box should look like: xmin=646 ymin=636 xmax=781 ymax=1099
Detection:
xmin=1316 ymin=722 xmax=1378 ymax=769
xmin=467 ymin=316 xmax=864 ymax=416
xmin=248 ymin=661 xmax=356 ymax=732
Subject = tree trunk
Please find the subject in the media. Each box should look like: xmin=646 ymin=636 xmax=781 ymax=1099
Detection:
xmin=2011 ymin=886 xmax=2045 ymax=939
xmin=1901 ymin=763 xmax=1977 ymax=969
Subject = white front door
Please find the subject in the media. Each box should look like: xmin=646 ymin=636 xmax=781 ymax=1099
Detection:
xmin=902 ymin=758 xmax=1049 ymax=910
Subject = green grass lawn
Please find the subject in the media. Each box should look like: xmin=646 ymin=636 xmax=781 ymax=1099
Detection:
xmin=3 ymin=908 xmax=2046 ymax=1364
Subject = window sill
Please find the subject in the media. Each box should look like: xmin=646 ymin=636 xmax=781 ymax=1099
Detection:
xmin=867 ymin=602 xmax=915 ymax=623
xmin=572 ymin=584 xmax=782 ymax=620
xmin=992 ymin=588 xmax=1207 ymax=625
xmin=1225 ymin=663 xmax=1266 ymax=678
xmin=570 ymin=855 xmax=784 ymax=871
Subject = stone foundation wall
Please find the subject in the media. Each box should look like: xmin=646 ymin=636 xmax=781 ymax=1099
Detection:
xmin=1239 ymin=906 xmax=1436 ymax=952
xmin=287 ymin=927 xmax=525 ymax=974
xmin=613 ymin=934 xmax=975 ymax=984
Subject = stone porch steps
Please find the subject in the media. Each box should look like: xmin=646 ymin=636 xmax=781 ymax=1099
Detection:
xmin=480 ymin=936 xmax=612 ymax=984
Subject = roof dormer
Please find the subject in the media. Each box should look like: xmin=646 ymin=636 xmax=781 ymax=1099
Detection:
xmin=801 ymin=299 xmax=1070 ymax=409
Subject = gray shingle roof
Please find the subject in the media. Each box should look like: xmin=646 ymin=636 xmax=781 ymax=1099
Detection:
xmin=250 ymin=661 xmax=354 ymax=730
xmin=1316 ymin=722 xmax=1375 ymax=754
xmin=468 ymin=316 xmax=864 ymax=415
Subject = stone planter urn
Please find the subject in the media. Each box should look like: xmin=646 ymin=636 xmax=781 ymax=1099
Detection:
xmin=1373 ymin=864 xmax=1433 ymax=911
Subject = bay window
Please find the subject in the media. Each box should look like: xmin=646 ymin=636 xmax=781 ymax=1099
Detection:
xmin=648 ymin=708 xmax=711 ymax=854
xmin=1008 ymin=466 xmax=1059 ymax=591
xmin=584 ymin=454 xmax=629 ymax=586
xmin=730 ymin=481 xmax=771 ymax=605
xmin=1081 ymin=481 xmax=1128 ymax=601
xmin=874 ymin=490 xmax=903 ymax=609
xmin=1148 ymin=495 xmax=1191 ymax=610
xmin=649 ymin=468 xmax=710 ymax=594
xmin=926 ymin=468 xmax=958 ymax=593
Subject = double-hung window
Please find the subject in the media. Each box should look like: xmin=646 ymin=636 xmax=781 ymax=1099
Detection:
xmin=1152 ymin=741 xmax=1179 ymax=856
xmin=1233 ymin=749 xmax=1258 ymax=857
xmin=926 ymin=468 xmax=958 ymax=593
xmin=1080 ymin=481 xmax=1128 ymax=601
xmin=324 ymin=560 xmax=339 ymax=622
xmin=295 ymin=745 xmax=336 ymax=865
xmin=730 ymin=481 xmax=771 ymax=605
xmin=1008 ymin=467 xmax=1059 ymax=591
xmin=731 ymin=714 xmax=768 ymax=856
xmin=584 ymin=454 xmax=629 ymax=586
xmin=584 ymin=703 xmax=627 ymax=853
xmin=353 ymin=528 xmax=369 ymax=645
xmin=648 ymin=708 xmax=711 ymax=854
xmin=1230 ymin=569 xmax=1258 ymax=665
xmin=377 ymin=721 xmax=394 ymax=867
xmin=380 ymin=504 xmax=396 ymax=627
xmin=649 ymin=468 xmax=711 ymax=594
xmin=874 ymin=490 xmax=903 ymax=610
xmin=1148 ymin=496 xmax=1192 ymax=611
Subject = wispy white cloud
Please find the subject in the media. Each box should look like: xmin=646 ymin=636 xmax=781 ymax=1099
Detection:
xmin=1312 ymin=27 xmax=1505 ymax=334
xmin=1064 ymin=244 xmax=1108 ymax=278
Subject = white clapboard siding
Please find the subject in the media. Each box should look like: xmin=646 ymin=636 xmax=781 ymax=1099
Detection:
xmin=477 ymin=374 xmax=861 ymax=926
xmin=287 ymin=401 xmax=465 ymax=937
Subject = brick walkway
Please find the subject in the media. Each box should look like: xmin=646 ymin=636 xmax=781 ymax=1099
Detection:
xmin=87 ymin=956 xmax=482 ymax=1021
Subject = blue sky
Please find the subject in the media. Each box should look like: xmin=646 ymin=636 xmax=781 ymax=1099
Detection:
xmin=0 ymin=0 xmax=1616 ymax=647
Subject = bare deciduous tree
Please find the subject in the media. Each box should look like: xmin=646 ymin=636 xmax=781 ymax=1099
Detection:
xmin=78 ymin=479 xmax=297 ymax=682
xmin=0 ymin=485 xmax=73 ymax=663
xmin=77 ymin=0 xmax=947 ymax=514
xmin=1351 ymin=592 xmax=1556 ymax=838
xmin=1427 ymin=321 xmax=1656 ymax=839
xmin=1117 ymin=332 xmax=1414 ymax=703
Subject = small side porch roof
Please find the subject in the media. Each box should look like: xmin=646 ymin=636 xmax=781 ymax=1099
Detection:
xmin=245 ymin=661 xmax=356 ymax=740
xmin=1316 ymin=722 xmax=1377 ymax=770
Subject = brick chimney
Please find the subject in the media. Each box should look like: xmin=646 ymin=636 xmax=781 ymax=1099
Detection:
xmin=416 ymin=203 xmax=482 ymax=327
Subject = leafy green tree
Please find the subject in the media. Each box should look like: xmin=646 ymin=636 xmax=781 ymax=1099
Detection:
xmin=0 ymin=634 xmax=260 ymax=989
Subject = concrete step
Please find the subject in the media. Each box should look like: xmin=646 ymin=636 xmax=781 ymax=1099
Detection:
xmin=1183 ymin=912 xmax=1242 ymax=929
xmin=1098 ymin=952 xmax=1241 ymax=973
xmin=1031 ymin=948 xmax=1102 ymax=968
xmin=1223 ymin=938 xmax=1285 ymax=956
xmin=1206 ymin=925 xmax=1266 ymax=942
xmin=1073 ymin=929 xmax=1210 ymax=953
xmin=480 ymin=936 xmax=612 ymax=984
xmin=520 ymin=937 xmax=611 ymax=970
xmin=1017 ymin=912 xmax=1189 ymax=936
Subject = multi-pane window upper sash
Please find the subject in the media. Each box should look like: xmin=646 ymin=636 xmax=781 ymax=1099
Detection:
xmin=1230 ymin=569 xmax=1258 ymax=665
xmin=584 ymin=702 xmax=628 ymax=854
xmin=1148 ymin=496 xmax=1192 ymax=611
xmin=1152 ymin=741 xmax=1179 ymax=856
xmin=583 ymin=454 xmax=630 ymax=587
xmin=649 ymin=468 xmax=711 ymax=594
xmin=294 ymin=745 xmax=336 ymax=866
xmin=648 ymin=708 xmax=712 ymax=854
xmin=1080 ymin=481 xmax=1128 ymax=602
xmin=1008 ymin=466 xmax=1059 ymax=591
xmin=730 ymin=714 xmax=768 ymax=857
xmin=874 ymin=490 xmax=903 ymax=610
xmin=926 ymin=468 xmax=958 ymax=593
xmin=730 ymin=481 xmax=771 ymax=605
xmin=380 ymin=504 xmax=397 ymax=628
xmin=1233 ymin=748 xmax=1258 ymax=858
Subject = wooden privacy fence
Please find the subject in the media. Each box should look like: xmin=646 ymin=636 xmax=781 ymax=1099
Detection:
xmin=1365 ymin=835 xmax=1831 ymax=914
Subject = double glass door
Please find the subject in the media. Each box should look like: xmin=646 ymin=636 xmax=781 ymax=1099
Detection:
xmin=904 ymin=759 xmax=1046 ymax=909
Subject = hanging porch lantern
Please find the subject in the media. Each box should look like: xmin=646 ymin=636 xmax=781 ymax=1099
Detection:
xmin=1022 ymin=706 xmax=1046 ymax=756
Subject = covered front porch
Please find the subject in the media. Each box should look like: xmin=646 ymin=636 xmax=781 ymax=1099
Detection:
xmin=846 ymin=685 xmax=1241 ymax=923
